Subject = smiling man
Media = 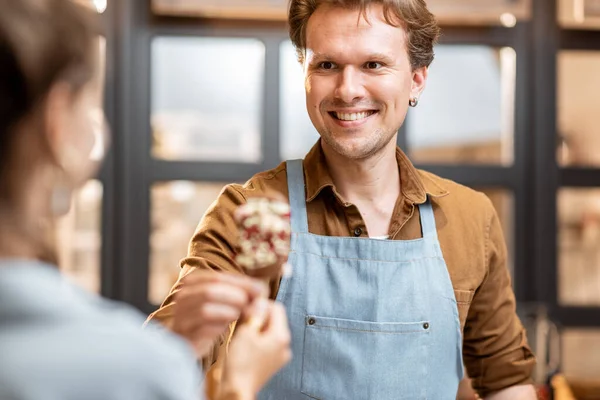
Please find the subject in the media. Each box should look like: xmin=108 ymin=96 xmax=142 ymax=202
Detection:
xmin=147 ymin=0 xmax=537 ymax=399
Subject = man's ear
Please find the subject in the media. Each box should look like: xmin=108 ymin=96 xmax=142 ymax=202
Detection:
xmin=410 ymin=66 xmax=428 ymax=100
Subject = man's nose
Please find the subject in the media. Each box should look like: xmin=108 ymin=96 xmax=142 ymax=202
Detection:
xmin=333 ymin=67 xmax=366 ymax=104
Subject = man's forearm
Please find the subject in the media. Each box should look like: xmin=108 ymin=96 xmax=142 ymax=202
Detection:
xmin=484 ymin=384 xmax=537 ymax=400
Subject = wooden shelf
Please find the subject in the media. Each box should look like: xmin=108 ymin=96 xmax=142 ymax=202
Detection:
xmin=152 ymin=0 xmax=531 ymax=25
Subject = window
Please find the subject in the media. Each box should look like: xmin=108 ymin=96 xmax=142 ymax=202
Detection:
xmin=151 ymin=37 xmax=265 ymax=163
xmin=149 ymin=181 xmax=231 ymax=305
xmin=56 ymin=181 xmax=103 ymax=293
xmin=408 ymin=45 xmax=516 ymax=166
xmin=558 ymin=189 xmax=600 ymax=306
xmin=279 ymin=41 xmax=320 ymax=160
xmin=557 ymin=51 xmax=600 ymax=167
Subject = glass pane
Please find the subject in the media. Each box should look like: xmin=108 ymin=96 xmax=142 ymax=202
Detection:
xmin=151 ymin=37 xmax=264 ymax=163
xmin=558 ymin=188 xmax=600 ymax=306
xmin=559 ymin=0 xmax=600 ymax=29
xmin=149 ymin=181 xmax=232 ymax=305
xmin=56 ymin=180 xmax=103 ymax=293
xmin=280 ymin=41 xmax=320 ymax=161
xmin=562 ymin=329 xmax=600 ymax=382
xmin=557 ymin=51 xmax=600 ymax=167
xmin=475 ymin=188 xmax=515 ymax=279
xmin=408 ymin=45 xmax=516 ymax=166
xmin=427 ymin=0 xmax=530 ymax=25
xmin=152 ymin=0 xmax=286 ymax=19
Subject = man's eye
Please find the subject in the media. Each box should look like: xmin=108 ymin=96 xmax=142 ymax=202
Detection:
xmin=319 ymin=61 xmax=335 ymax=70
xmin=366 ymin=61 xmax=382 ymax=69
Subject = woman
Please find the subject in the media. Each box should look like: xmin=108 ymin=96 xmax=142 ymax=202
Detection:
xmin=0 ymin=1 xmax=291 ymax=399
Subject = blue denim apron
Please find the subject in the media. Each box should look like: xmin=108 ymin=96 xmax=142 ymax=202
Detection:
xmin=258 ymin=160 xmax=463 ymax=400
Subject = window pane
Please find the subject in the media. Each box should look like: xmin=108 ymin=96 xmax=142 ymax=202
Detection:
xmin=558 ymin=0 xmax=600 ymax=29
xmin=557 ymin=51 xmax=600 ymax=167
xmin=475 ymin=188 xmax=515 ymax=280
xmin=149 ymin=181 xmax=231 ymax=305
xmin=151 ymin=37 xmax=264 ymax=163
xmin=56 ymin=180 xmax=103 ymax=293
xmin=558 ymin=188 xmax=600 ymax=306
xmin=562 ymin=329 xmax=600 ymax=382
xmin=280 ymin=40 xmax=320 ymax=161
xmin=408 ymin=46 xmax=516 ymax=166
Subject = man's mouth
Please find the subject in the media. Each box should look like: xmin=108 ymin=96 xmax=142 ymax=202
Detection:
xmin=328 ymin=111 xmax=377 ymax=121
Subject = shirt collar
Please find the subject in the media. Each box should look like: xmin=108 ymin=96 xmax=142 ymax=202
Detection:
xmin=302 ymin=140 xmax=449 ymax=204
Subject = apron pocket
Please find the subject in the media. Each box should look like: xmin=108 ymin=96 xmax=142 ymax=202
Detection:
xmin=300 ymin=315 xmax=429 ymax=400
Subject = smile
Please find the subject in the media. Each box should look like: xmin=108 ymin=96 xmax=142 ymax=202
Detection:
xmin=329 ymin=111 xmax=377 ymax=121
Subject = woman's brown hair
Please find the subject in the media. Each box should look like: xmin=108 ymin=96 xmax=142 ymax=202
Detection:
xmin=0 ymin=0 xmax=100 ymax=192
xmin=0 ymin=0 xmax=100 ymax=263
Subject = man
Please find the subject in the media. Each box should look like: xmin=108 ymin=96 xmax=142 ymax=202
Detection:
xmin=147 ymin=0 xmax=536 ymax=398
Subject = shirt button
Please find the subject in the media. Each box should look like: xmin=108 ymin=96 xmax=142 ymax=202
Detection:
xmin=308 ymin=317 xmax=316 ymax=325
xmin=353 ymin=227 xmax=363 ymax=237
xmin=423 ymin=322 xmax=429 ymax=330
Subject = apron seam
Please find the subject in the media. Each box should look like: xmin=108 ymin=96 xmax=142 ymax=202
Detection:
xmin=289 ymin=252 xmax=444 ymax=264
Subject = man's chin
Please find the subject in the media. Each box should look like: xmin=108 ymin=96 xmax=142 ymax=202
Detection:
xmin=324 ymin=141 xmax=379 ymax=160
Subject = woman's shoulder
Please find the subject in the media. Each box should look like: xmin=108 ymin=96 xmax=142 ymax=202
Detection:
xmin=0 ymin=260 xmax=201 ymax=400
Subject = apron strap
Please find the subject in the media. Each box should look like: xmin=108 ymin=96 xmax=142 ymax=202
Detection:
xmin=286 ymin=159 xmax=309 ymax=234
xmin=418 ymin=199 xmax=438 ymax=239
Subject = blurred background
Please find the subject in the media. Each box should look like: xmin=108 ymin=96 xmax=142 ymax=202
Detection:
xmin=63 ymin=0 xmax=599 ymax=398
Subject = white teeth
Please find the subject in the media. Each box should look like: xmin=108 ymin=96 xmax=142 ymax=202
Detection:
xmin=334 ymin=111 xmax=374 ymax=121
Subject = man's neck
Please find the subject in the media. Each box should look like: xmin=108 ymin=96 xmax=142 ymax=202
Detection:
xmin=322 ymin=141 xmax=400 ymax=206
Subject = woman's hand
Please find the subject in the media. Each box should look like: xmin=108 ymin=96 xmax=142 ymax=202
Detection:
xmin=219 ymin=300 xmax=292 ymax=398
xmin=171 ymin=271 xmax=266 ymax=359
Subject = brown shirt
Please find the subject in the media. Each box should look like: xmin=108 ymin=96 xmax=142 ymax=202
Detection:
xmin=147 ymin=142 xmax=535 ymax=397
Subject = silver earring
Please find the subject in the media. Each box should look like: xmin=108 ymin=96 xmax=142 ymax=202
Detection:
xmin=409 ymin=97 xmax=419 ymax=107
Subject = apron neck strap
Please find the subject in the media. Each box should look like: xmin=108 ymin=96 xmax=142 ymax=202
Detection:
xmin=418 ymin=199 xmax=438 ymax=239
xmin=286 ymin=159 xmax=309 ymax=233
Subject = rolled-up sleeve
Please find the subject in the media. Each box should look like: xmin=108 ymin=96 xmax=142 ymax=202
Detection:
xmin=145 ymin=184 xmax=248 ymax=370
xmin=462 ymin=198 xmax=536 ymax=397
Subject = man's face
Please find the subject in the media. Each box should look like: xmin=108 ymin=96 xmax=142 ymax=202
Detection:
xmin=304 ymin=3 xmax=427 ymax=160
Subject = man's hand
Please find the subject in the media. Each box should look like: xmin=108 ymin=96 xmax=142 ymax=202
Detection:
xmin=171 ymin=271 xmax=266 ymax=359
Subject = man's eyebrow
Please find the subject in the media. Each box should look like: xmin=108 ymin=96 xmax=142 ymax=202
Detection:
xmin=307 ymin=52 xmax=395 ymax=64
xmin=363 ymin=52 xmax=395 ymax=63
xmin=307 ymin=52 xmax=336 ymax=63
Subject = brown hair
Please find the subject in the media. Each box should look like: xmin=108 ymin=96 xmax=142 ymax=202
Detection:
xmin=0 ymin=0 xmax=100 ymax=189
xmin=288 ymin=0 xmax=441 ymax=70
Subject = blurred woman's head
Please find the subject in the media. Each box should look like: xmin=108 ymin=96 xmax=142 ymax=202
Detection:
xmin=0 ymin=0 xmax=105 ymax=261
